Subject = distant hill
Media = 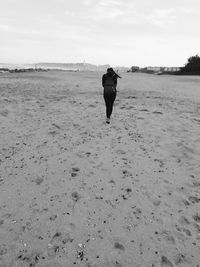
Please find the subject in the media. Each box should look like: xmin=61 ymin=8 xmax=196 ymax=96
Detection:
xmin=0 ymin=62 xmax=110 ymax=71
xmin=0 ymin=63 xmax=28 ymax=69
xmin=0 ymin=62 xmax=129 ymax=72
xmin=34 ymin=62 xmax=110 ymax=71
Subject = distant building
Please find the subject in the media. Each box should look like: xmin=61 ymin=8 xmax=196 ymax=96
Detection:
xmin=146 ymin=66 xmax=163 ymax=72
xmin=131 ymin=66 xmax=139 ymax=72
xmin=163 ymin=67 xmax=180 ymax=72
xmin=145 ymin=66 xmax=180 ymax=73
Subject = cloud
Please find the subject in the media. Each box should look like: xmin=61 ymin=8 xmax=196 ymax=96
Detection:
xmin=146 ymin=8 xmax=177 ymax=27
xmin=82 ymin=0 xmax=95 ymax=6
xmin=0 ymin=24 xmax=10 ymax=31
xmin=0 ymin=20 xmax=92 ymax=46
xmin=180 ymin=7 xmax=196 ymax=14
xmin=99 ymin=0 xmax=124 ymax=7
xmin=80 ymin=0 xmax=126 ymax=21
xmin=0 ymin=24 xmax=41 ymax=35
xmin=90 ymin=6 xmax=123 ymax=20
xmin=64 ymin=10 xmax=76 ymax=17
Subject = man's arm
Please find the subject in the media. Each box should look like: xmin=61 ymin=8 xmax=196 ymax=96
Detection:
xmin=102 ymin=74 xmax=106 ymax=87
xmin=112 ymin=74 xmax=118 ymax=86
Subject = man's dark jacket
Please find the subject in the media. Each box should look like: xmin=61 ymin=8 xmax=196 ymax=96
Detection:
xmin=102 ymin=73 xmax=118 ymax=87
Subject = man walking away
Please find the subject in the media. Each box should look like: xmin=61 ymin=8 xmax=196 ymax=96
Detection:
xmin=102 ymin=68 xmax=121 ymax=124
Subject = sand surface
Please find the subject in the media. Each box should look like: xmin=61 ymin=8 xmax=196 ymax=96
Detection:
xmin=0 ymin=71 xmax=200 ymax=267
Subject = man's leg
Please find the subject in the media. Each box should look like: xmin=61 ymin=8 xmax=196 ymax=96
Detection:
xmin=109 ymin=92 xmax=116 ymax=118
xmin=104 ymin=93 xmax=111 ymax=118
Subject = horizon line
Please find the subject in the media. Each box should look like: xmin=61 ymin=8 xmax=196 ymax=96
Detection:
xmin=0 ymin=61 xmax=182 ymax=68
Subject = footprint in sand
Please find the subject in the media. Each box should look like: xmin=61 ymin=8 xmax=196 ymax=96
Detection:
xmin=193 ymin=214 xmax=200 ymax=223
xmin=0 ymin=244 xmax=8 ymax=256
xmin=126 ymin=96 xmax=137 ymax=99
xmin=47 ymin=231 xmax=74 ymax=259
xmin=52 ymin=123 xmax=61 ymax=129
xmin=119 ymin=106 xmax=126 ymax=109
xmin=161 ymin=230 xmax=176 ymax=245
xmin=193 ymin=223 xmax=200 ymax=233
xmin=161 ymin=256 xmax=174 ymax=267
xmin=114 ymin=242 xmax=125 ymax=252
xmin=188 ymin=196 xmax=200 ymax=204
xmin=178 ymin=216 xmax=190 ymax=226
xmin=122 ymin=169 xmax=132 ymax=178
xmin=143 ymin=190 xmax=161 ymax=207
xmin=70 ymin=167 xmax=80 ymax=177
xmin=182 ymin=228 xmax=192 ymax=237
xmin=71 ymin=191 xmax=81 ymax=202
xmin=140 ymin=108 xmax=149 ymax=112
xmin=88 ymin=104 xmax=96 ymax=108
xmin=153 ymin=111 xmax=163 ymax=114
xmin=174 ymin=253 xmax=190 ymax=265
xmin=192 ymin=181 xmax=200 ymax=187
xmin=30 ymin=176 xmax=44 ymax=185
xmin=0 ymin=110 xmax=9 ymax=116
xmin=116 ymin=149 xmax=126 ymax=155
xmin=16 ymin=250 xmax=42 ymax=266
xmin=182 ymin=198 xmax=190 ymax=207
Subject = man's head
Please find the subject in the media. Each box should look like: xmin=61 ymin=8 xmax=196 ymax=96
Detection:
xmin=107 ymin=67 xmax=114 ymax=73
xmin=107 ymin=67 xmax=122 ymax=79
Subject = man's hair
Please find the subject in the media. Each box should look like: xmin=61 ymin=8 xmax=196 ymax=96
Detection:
xmin=106 ymin=67 xmax=121 ymax=78
xmin=107 ymin=67 xmax=114 ymax=73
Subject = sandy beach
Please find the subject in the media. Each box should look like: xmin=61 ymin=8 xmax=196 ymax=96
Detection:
xmin=0 ymin=71 xmax=200 ymax=267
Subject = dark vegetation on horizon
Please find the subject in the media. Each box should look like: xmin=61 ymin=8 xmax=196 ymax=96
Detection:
xmin=128 ymin=54 xmax=200 ymax=76
xmin=177 ymin=54 xmax=200 ymax=75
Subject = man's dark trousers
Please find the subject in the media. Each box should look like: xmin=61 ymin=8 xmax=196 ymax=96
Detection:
xmin=103 ymin=91 xmax=116 ymax=118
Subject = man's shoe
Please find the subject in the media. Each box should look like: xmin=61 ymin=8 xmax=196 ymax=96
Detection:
xmin=106 ymin=118 xmax=110 ymax=124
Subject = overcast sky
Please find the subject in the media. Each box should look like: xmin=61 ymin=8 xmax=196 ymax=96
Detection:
xmin=0 ymin=0 xmax=200 ymax=67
